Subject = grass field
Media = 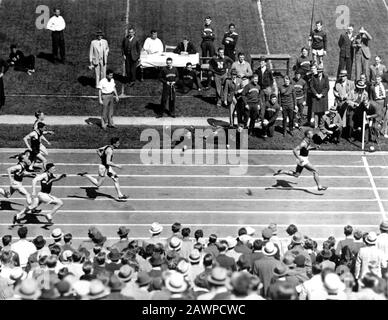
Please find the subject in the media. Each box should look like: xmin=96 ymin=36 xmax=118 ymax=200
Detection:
xmin=0 ymin=149 xmax=386 ymax=247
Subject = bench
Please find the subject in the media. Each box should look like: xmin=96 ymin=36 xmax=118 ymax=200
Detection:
xmin=250 ymin=54 xmax=292 ymax=76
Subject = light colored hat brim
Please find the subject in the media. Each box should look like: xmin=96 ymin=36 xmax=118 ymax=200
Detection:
xmin=87 ymin=288 xmax=111 ymax=300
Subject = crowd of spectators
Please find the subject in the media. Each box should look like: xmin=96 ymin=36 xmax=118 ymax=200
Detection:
xmin=1 ymin=221 xmax=388 ymax=300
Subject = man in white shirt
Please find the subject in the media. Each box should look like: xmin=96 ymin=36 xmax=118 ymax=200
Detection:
xmin=89 ymin=30 xmax=109 ymax=88
xmin=98 ymin=69 xmax=119 ymax=130
xmin=142 ymin=30 xmax=164 ymax=55
xmin=10 ymin=227 xmax=36 ymax=268
xmin=231 ymin=52 xmax=253 ymax=87
xmin=46 ymin=8 xmax=66 ymax=63
xmin=376 ymin=220 xmax=388 ymax=264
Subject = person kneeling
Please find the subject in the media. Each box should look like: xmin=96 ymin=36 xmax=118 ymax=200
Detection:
xmin=259 ymin=93 xmax=280 ymax=138
xmin=317 ymin=105 xmax=343 ymax=144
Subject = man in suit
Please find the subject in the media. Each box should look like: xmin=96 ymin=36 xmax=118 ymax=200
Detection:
xmin=0 ymin=57 xmax=8 ymax=110
xmin=256 ymin=58 xmax=274 ymax=102
xmin=122 ymin=27 xmax=141 ymax=86
xmin=318 ymin=105 xmax=343 ymax=144
xmin=173 ymin=37 xmax=197 ymax=55
xmin=354 ymin=27 xmax=372 ymax=81
xmin=370 ymin=56 xmax=388 ymax=84
xmin=215 ymin=241 xmax=237 ymax=272
xmin=337 ymin=24 xmax=354 ymax=79
xmin=89 ymin=30 xmax=109 ymax=88
xmin=223 ymin=69 xmax=243 ymax=126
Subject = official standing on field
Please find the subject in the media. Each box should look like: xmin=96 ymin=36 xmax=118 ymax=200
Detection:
xmin=122 ymin=27 xmax=141 ymax=86
xmin=89 ymin=30 xmax=109 ymax=88
xmin=337 ymin=24 xmax=354 ymax=79
xmin=0 ymin=57 xmax=8 ymax=110
xmin=46 ymin=8 xmax=66 ymax=63
xmin=158 ymin=58 xmax=179 ymax=118
xmin=98 ymin=69 xmax=119 ymax=130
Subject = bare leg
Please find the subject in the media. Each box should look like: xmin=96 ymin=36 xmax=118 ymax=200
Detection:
xmin=273 ymin=169 xmax=299 ymax=178
xmin=46 ymin=198 xmax=64 ymax=222
xmin=83 ymin=175 xmax=105 ymax=188
xmin=17 ymin=187 xmax=32 ymax=205
xmin=305 ymin=163 xmax=327 ymax=190
xmin=113 ymin=179 xmax=124 ymax=198
xmin=36 ymin=153 xmax=47 ymax=170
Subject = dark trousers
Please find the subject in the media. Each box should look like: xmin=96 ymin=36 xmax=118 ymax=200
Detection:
xmin=242 ymin=104 xmax=260 ymax=133
xmin=262 ymin=121 xmax=276 ymax=137
xmin=282 ymin=107 xmax=294 ymax=133
xmin=201 ymin=41 xmax=215 ymax=57
xmin=125 ymin=57 xmax=137 ymax=83
xmin=0 ymin=78 xmax=4 ymax=107
xmin=160 ymin=84 xmax=176 ymax=115
xmin=14 ymin=55 xmax=35 ymax=72
xmin=52 ymin=31 xmax=65 ymax=61
xmin=177 ymin=80 xmax=194 ymax=94
xmin=224 ymin=47 xmax=235 ymax=61
xmin=296 ymin=99 xmax=306 ymax=126
xmin=338 ymin=55 xmax=353 ymax=79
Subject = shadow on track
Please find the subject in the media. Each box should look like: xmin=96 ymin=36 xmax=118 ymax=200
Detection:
xmin=265 ymin=179 xmax=323 ymax=196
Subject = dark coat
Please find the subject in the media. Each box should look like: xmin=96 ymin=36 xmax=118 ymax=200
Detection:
xmin=122 ymin=36 xmax=141 ymax=61
xmin=173 ymin=41 xmax=197 ymax=55
xmin=310 ymin=73 xmax=330 ymax=113
xmin=256 ymin=67 xmax=274 ymax=89
xmin=253 ymin=256 xmax=283 ymax=297
xmin=216 ymin=254 xmax=237 ymax=271
xmin=338 ymin=33 xmax=354 ymax=59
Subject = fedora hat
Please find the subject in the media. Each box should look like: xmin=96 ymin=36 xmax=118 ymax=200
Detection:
xmin=15 ymin=279 xmax=42 ymax=300
xmin=51 ymin=228 xmax=63 ymax=240
xmin=165 ymin=272 xmax=188 ymax=293
xmin=149 ymin=222 xmax=163 ymax=235
xmin=115 ymin=265 xmax=134 ymax=282
xmin=268 ymin=223 xmax=278 ymax=235
xmin=9 ymin=267 xmax=27 ymax=283
xmin=292 ymin=232 xmax=303 ymax=244
xmin=283 ymin=254 xmax=296 ymax=268
xmin=189 ymin=249 xmax=201 ymax=264
xmin=87 ymin=280 xmax=110 ymax=300
xmin=380 ymin=220 xmax=388 ymax=232
xmin=365 ymin=232 xmax=377 ymax=245
xmin=207 ymin=267 xmax=228 ymax=286
xmin=55 ymin=280 xmax=71 ymax=295
xmin=108 ymin=248 xmax=121 ymax=262
xmin=339 ymin=69 xmax=348 ymax=77
xmin=177 ymin=260 xmax=190 ymax=276
xmin=245 ymin=226 xmax=256 ymax=236
xmin=149 ymin=253 xmax=164 ymax=267
xmin=323 ymin=273 xmax=345 ymax=294
xmin=356 ymin=80 xmax=367 ymax=89
xmin=72 ymin=280 xmax=90 ymax=297
xmin=108 ymin=274 xmax=125 ymax=291
xmin=263 ymin=242 xmax=278 ymax=256
xmin=238 ymin=234 xmax=251 ymax=244
xmin=96 ymin=29 xmax=104 ymax=36
xmin=262 ymin=228 xmax=273 ymax=240
xmin=136 ymin=272 xmax=152 ymax=287
xmin=117 ymin=226 xmax=130 ymax=237
xmin=168 ymin=237 xmax=182 ymax=251
xmin=225 ymin=237 xmax=237 ymax=250
xmin=39 ymin=287 xmax=60 ymax=300
xmin=32 ymin=236 xmax=46 ymax=250
xmin=273 ymin=265 xmax=289 ymax=277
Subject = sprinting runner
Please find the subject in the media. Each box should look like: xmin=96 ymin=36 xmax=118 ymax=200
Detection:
xmin=6 ymin=151 xmax=36 ymax=205
xmin=15 ymin=163 xmax=66 ymax=225
xmin=23 ymin=122 xmax=48 ymax=171
xmin=273 ymin=129 xmax=328 ymax=191
xmin=33 ymin=111 xmax=54 ymax=156
xmin=77 ymin=137 xmax=128 ymax=200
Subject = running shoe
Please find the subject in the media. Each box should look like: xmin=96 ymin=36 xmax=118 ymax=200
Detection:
xmin=30 ymin=208 xmax=42 ymax=214
xmin=117 ymin=195 xmax=128 ymax=201
xmin=318 ymin=186 xmax=328 ymax=191
xmin=77 ymin=172 xmax=88 ymax=177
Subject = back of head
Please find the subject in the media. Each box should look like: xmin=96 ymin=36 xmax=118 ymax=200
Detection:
xmin=286 ymin=224 xmax=298 ymax=236
xmin=181 ymin=228 xmax=191 ymax=238
xmin=203 ymin=253 xmax=213 ymax=268
xmin=171 ymin=222 xmax=181 ymax=234
xmin=2 ymin=235 xmax=12 ymax=247
xmin=269 ymin=282 xmax=298 ymax=300
xmin=17 ymin=226 xmax=28 ymax=239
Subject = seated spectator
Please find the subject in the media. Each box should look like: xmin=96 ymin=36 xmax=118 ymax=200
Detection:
xmin=110 ymin=226 xmax=131 ymax=252
xmin=177 ymin=63 xmax=201 ymax=94
xmin=8 ymin=44 xmax=35 ymax=75
xmin=142 ymin=30 xmax=164 ymax=55
xmin=355 ymin=273 xmax=386 ymax=300
xmin=203 ymin=234 xmax=219 ymax=257
xmin=194 ymin=253 xmax=214 ymax=291
xmin=49 ymin=228 xmax=64 ymax=250
xmin=197 ymin=267 xmax=230 ymax=300
xmin=268 ymin=281 xmax=298 ymax=300
xmin=224 ymin=237 xmax=241 ymax=262
xmin=319 ymin=250 xmax=335 ymax=270
xmin=231 ymin=52 xmax=252 ymax=87
xmin=258 ymin=93 xmax=280 ymax=139
xmin=105 ymin=248 xmax=123 ymax=274
xmin=143 ymin=222 xmax=166 ymax=249
xmin=317 ymin=105 xmax=343 ymax=144
xmin=215 ymin=241 xmax=236 ymax=271
xmin=173 ymin=37 xmax=197 ymax=55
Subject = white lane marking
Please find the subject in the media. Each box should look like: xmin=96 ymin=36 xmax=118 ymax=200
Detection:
xmin=363 ymin=156 xmax=386 ymax=218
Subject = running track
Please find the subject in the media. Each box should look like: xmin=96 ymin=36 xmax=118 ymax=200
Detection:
xmin=1 ymin=149 xmax=388 ymax=247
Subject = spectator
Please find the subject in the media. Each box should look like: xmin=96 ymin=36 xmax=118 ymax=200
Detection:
xmin=355 ymin=273 xmax=386 ymax=300
xmin=0 ymin=56 xmax=8 ymax=109
xmin=148 ymin=253 xmax=164 ymax=279
xmin=370 ymin=56 xmax=387 ymax=84
xmin=142 ymin=30 xmax=164 ymax=55
xmin=355 ymin=232 xmax=387 ymax=280
xmin=204 ymin=234 xmax=219 ymax=257
xmin=180 ymin=228 xmax=193 ymax=260
xmin=231 ymin=52 xmax=253 ymax=87
xmin=323 ymin=272 xmax=347 ymax=300
xmin=224 ymin=237 xmax=241 ymax=262
xmin=104 ymin=274 xmax=133 ymax=300
xmin=93 ymin=252 xmax=107 ymax=277
xmin=111 ymin=226 xmax=130 ymax=252
xmin=309 ymin=20 xmax=327 ymax=67
xmin=143 ymin=222 xmax=166 ymax=248
xmin=177 ymin=62 xmax=201 ymax=94
xmin=377 ymin=220 xmax=388 ymax=263
xmin=46 ymin=8 xmax=66 ymax=63
xmin=157 ymin=58 xmax=179 ymax=118
xmin=279 ymin=75 xmax=297 ymax=136
xmin=317 ymin=105 xmax=343 ymax=144
xmin=293 ymin=71 xmax=307 ymax=128
xmin=336 ymin=225 xmax=355 ymax=257
xmin=97 ymin=69 xmax=120 ymax=130
xmin=319 ymin=250 xmax=335 ymax=270
xmin=201 ymin=16 xmax=215 ymax=58
xmin=230 ymin=272 xmax=264 ymax=300
xmin=10 ymin=227 xmax=36 ymax=268
xmin=80 ymin=261 xmax=96 ymax=281
xmin=89 ymin=30 xmax=109 ymax=88
xmin=188 ymin=249 xmax=204 ymax=283
xmin=79 ymin=227 xmax=100 ymax=252
xmin=207 ymin=48 xmax=233 ymax=107
xmin=105 ymin=249 xmax=123 ymax=274
xmin=285 ymin=232 xmax=312 ymax=277
xmin=166 ymin=271 xmax=190 ymax=300
xmin=173 ymin=36 xmax=197 ymax=55
xmin=371 ymin=75 xmax=387 ymax=136
xmin=122 ymin=26 xmax=141 ymax=85
xmin=87 ymin=279 xmax=110 ymax=300
xmin=13 ymin=279 xmax=42 ymax=300
xmin=354 ymin=27 xmax=372 ymax=81
xmin=256 ymin=58 xmax=274 ymax=102
xmin=194 ymin=254 xmax=214 ymax=290
xmin=358 ymin=98 xmax=379 ymax=143
xmin=49 ymin=228 xmax=64 ymax=249
xmin=215 ymin=241 xmax=236 ymax=271
xmin=166 ymin=222 xmax=182 ymax=245
xmin=223 ymin=69 xmax=243 ymax=126
xmin=268 ymin=281 xmax=298 ymax=300
xmin=222 ymin=23 xmax=238 ymax=60
xmin=197 ymin=267 xmax=230 ymax=300
xmin=310 ymin=66 xmax=330 ymax=127
xmin=8 ymin=44 xmax=35 ymax=75
xmin=194 ymin=229 xmax=203 ymax=243
xmin=167 ymin=237 xmax=183 ymax=258
xmin=1 ymin=235 xmax=20 ymax=266
xmin=297 ymin=264 xmax=326 ymax=300
xmin=26 ymin=236 xmax=51 ymax=271
xmin=295 ymin=47 xmax=311 ymax=80
xmin=337 ymin=24 xmax=354 ymax=79
xmin=253 ymin=242 xmax=283 ymax=297
xmin=259 ymin=93 xmax=280 ymax=139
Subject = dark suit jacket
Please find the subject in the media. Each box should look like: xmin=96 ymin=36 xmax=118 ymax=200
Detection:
xmin=338 ymin=33 xmax=354 ymax=58
xmin=256 ymin=67 xmax=274 ymax=89
xmin=216 ymin=254 xmax=236 ymax=271
xmin=253 ymin=256 xmax=283 ymax=297
xmin=122 ymin=36 xmax=141 ymax=61
xmin=173 ymin=41 xmax=197 ymax=55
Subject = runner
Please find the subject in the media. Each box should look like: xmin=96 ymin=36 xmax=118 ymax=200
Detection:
xmin=6 ymin=151 xmax=36 ymax=206
xmin=33 ymin=111 xmax=54 ymax=156
xmin=273 ymin=129 xmax=328 ymax=191
xmin=77 ymin=137 xmax=128 ymax=201
xmin=23 ymin=122 xmax=49 ymax=171
xmin=15 ymin=163 xmax=66 ymax=225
